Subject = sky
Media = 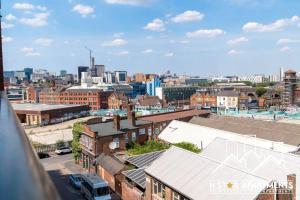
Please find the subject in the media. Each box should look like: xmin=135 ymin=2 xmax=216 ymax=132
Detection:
xmin=2 ymin=0 xmax=300 ymax=76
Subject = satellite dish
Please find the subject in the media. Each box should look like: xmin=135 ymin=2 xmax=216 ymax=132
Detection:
xmin=109 ymin=141 xmax=117 ymax=150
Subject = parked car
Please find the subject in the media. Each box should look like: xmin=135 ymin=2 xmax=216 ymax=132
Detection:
xmin=81 ymin=173 xmax=111 ymax=200
xmin=37 ymin=152 xmax=50 ymax=159
xmin=69 ymin=174 xmax=82 ymax=189
xmin=55 ymin=146 xmax=72 ymax=155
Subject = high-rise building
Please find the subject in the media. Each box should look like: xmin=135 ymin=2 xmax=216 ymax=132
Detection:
xmin=94 ymin=65 xmax=105 ymax=77
xmin=60 ymin=70 xmax=67 ymax=77
xmin=77 ymin=66 xmax=89 ymax=83
xmin=24 ymin=68 xmax=33 ymax=81
xmin=134 ymin=73 xmax=145 ymax=83
xmin=115 ymin=71 xmax=127 ymax=84
xmin=280 ymin=68 xmax=284 ymax=82
xmin=283 ymin=70 xmax=297 ymax=107
xmin=146 ymin=77 xmax=161 ymax=96
xmin=104 ymin=71 xmax=116 ymax=84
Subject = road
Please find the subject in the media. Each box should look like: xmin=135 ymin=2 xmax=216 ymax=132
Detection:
xmin=41 ymin=153 xmax=121 ymax=200
xmin=41 ymin=154 xmax=85 ymax=200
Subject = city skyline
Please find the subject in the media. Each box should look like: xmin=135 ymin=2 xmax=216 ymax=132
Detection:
xmin=2 ymin=0 xmax=300 ymax=75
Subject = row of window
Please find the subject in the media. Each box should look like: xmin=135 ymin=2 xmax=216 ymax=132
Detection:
xmin=152 ymin=179 xmax=189 ymax=200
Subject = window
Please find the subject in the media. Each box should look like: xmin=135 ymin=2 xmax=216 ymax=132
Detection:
xmin=113 ymin=138 xmax=120 ymax=148
xmin=139 ymin=128 xmax=146 ymax=135
xmin=132 ymin=132 xmax=136 ymax=142
xmin=173 ymin=192 xmax=189 ymax=200
xmin=125 ymin=134 xmax=129 ymax=144
xmin=148 ymin=128 xmax=152 ymax=136
xmin=152 ymin=179 xmax=166 ymax=199
xmin=155 ymin=128 xmax=159 ymax=135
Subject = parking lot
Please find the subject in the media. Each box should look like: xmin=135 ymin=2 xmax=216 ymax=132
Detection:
xmin=41 ymin=153 xmax=121 ymax=200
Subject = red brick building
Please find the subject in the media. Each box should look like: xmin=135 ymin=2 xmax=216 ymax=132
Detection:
xmin=108 ymin=92 xmax=128 ymax=110
xmin=190 ymin=92 xmax=217 ymax=108
xmin=39 ymin=86 xmax=112 ymax=110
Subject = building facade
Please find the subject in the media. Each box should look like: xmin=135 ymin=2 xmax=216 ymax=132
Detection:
xmin=190 ymin=93 xmax=217 ymax=108
xmin=108 ymin=92 xmax=128 ymax=110
xmin=283 ymin=70 xmax=297 ymax=107
xmin=217 ymin=91 xmax=239 ymax=110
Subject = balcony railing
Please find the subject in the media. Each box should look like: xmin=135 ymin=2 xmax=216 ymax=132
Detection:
xmin=0 ymin=91 xmax=61 ymax=200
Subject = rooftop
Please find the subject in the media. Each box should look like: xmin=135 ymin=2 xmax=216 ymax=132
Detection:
xmin=12 ymin=103 xmax=87 ymax=112
xmin=125 ymin=150 xmax=165 ymax=168
xmin=145 ymin=146 xmax=269 ymax=200
xmin=96 ymin=154 xmax=124 ymax=175
xmin=190 ymin=115 xmax=300 ymax=146
xmin=159 ymin=120 xmax=296 ymax=153
xmin=138 ymin=109 xmax=210 ymax=123
xmin=87 ymin=119 xmax=151 ymax=137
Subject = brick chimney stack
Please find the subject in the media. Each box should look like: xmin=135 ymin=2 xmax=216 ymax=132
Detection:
xmin=127 ymin=104 xmax=136 ymax=127
xmin=113 ymin=115 xmax=121 ymax=130
xmin=0 ymin=1 xmax=4 ymax=91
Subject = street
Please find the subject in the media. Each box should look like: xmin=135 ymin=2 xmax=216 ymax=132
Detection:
xmin=41 ymin=154 xmax=85 ymax=200
xmin=41 ymin=153 xmax=121 ymax=200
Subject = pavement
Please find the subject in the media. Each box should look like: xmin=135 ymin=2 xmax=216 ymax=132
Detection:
xmin=41 ymin=153 xmax=121 ymax=200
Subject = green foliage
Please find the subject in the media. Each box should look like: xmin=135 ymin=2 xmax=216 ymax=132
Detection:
xmin=72 ymin=122 xmax=83 ymax=162
xmin=56 ymin=140 xmax=65 ymax=148
xmin=127 ymin=140 xmax=170 ymax=155
xmin=255 ymin=87 xmax=267 ymax=97
xmin=174 ymin=142 xmax=201 ymax=153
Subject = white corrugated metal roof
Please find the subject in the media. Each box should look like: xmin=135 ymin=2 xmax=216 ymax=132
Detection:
xmin=158 ymin=120 xmax=297 ymax=153
xmin=201 ymin=138 xmax=300 ymax=200
xmin=145 ymin=146 xmax=270 ymax=200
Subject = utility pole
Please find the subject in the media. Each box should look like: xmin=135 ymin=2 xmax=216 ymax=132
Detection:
xmin=0 ymin=0 xmax=4 ymax=91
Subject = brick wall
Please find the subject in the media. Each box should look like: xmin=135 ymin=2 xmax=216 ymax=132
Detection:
xmin=122 ymin=181 xmax=144 ymax=200
xmin=98 ymin=166 xmax=116 ymax=191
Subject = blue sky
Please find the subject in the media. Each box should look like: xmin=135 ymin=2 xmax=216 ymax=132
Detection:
xmin=2 ymin=0 xmax=300 ymax=76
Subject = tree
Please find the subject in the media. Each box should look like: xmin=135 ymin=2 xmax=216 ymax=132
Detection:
xmin=72 ymin=122 xmax=83 ymax=163
xmin=174 ymin=142 xmax=201 ymax=153
xmin=255 ymin=87 xmax=267 ymax=97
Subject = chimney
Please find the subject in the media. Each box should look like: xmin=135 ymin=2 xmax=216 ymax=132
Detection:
xmin=287 ymin=174 xmax=296 ymax=200
xmin=127 ymin=104 xmax=136 ymax=126
xmin=113 ymin=115 xmax=121 ymax=130
xmin=0 ymin=3 xmax=4 ymax=91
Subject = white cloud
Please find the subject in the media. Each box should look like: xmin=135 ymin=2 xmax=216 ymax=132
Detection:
xmin=13 ymin=3 xmax=47 ymax=11
xmin=34 ymin=38 xmax=53 ymax=46
xmin=142 ymin=49 xmax=153 ymax=54
xmin=186 ymin=29 xmax=225 ymax=38
xmin=5 ymin=14 xmax=17 ymax=21
xmin=228 ymin=49 xmax=243 ymax=55
xmin=13 ymin=3 xmax=35 ymax=10
xmin=1 ymin=22 xmax=15 ymax=29
xmin=21 ymin=47 xmax=40 ymax=56
xmin=280 ymin=46 xmax=290 ymax=53
xmin=180 ymin=40 xmax=190 ymax=44
xmin=73 ymin=4 xmax=94 ymax=17
xmin=144 ymin=18 xmax=165 ymax=32
xmin=243 ymin=16 xmax=300 ymax=32
xmin=104 ymin=0 xmax=153 ymax=6
xmin=277 ymin=38 xmax=300 ymax=45
xmin=165 ymin=52 xmax=174 ymax=57
xmin=102 ymin=38 xmax=128 ymax=47
xmin=171 ymin=10 xmax=204 ymax=23
xmin=2 ymin=36 xmax=13 ymax=43
xmin=116 ymin=50 xmax=129 ymax=55
xmin=20 ymin=13 xmax=50 ymax=27
xmin=113 ymin=32 xmax=124 ymax=38
xmin=146 ymin=36 xmax=153 ymax=40
xmin=227 ymin=37 xmax=249 ymax=45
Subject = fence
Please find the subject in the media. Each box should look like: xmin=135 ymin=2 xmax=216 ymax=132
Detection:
xmin=34 ymin=141 xmax=72 ymax=153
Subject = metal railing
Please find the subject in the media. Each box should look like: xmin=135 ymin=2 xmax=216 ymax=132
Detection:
xmin=0 ymin=92 xmax=61 ymax=200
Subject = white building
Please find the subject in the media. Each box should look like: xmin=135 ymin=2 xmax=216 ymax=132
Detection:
xmin=217 ymin=91 xmax=239 ymax=110
xmin=239 ymin=74 xmax=265 ymax=83
xmin=31 ymin=69 xmax=49 ymax=83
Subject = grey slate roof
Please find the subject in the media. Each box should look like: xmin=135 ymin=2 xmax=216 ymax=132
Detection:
xmin=125 ymin=150 xmax=165 ymax=168
xmin=88 ymin=119 xmax=151 ymax=137
xmin=96 ymin=154 xmax=124 ymax=175
xmin=122 ymin=168 xmax=146 ymax=189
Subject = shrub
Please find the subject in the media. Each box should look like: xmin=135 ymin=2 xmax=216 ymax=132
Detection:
xmin=174 ymin=142 xmax=201 ymax=153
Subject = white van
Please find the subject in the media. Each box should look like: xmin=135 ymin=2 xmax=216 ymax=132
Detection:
xmin=81 ymin=173 xmax=111 ymax=200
